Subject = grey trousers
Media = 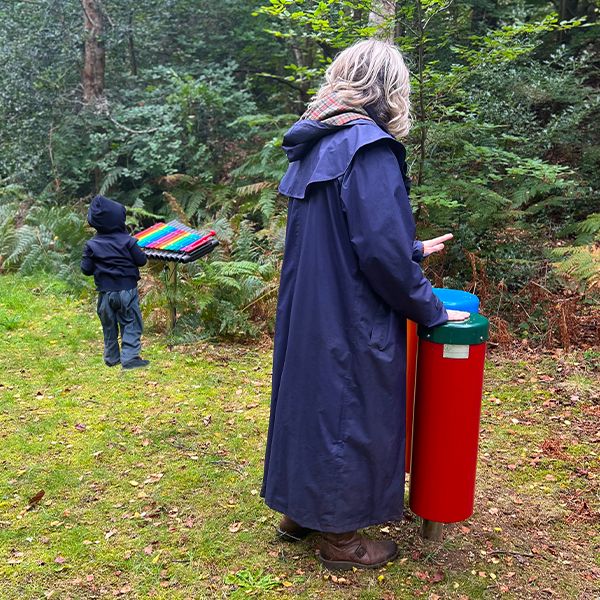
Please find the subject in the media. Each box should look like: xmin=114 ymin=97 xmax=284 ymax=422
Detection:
xmin=96 ymin=288 xmax=143 ymax=365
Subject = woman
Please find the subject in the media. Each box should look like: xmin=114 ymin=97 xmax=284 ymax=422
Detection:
xmin=261 ymin=39 xmax=468 ymax=570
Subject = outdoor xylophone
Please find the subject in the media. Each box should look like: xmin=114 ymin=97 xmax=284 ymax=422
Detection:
xmin=134 ymin=220 xmax=218 ymax=263
xmin=134 ymin=220 xmax=218 ymax=330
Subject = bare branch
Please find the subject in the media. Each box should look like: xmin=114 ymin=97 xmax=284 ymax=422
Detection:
xmin=106 ymin=113 xmax=159 ymax=135
xmin=255 ymin=72 xmax=307 ymax=93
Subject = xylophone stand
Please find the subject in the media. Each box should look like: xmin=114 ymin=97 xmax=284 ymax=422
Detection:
xmin=164 ymin=262 xmax=178 ymax=332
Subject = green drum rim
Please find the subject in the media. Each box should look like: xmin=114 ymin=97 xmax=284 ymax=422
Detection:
xmin=418 ymin=312 xmax=490 ymax=345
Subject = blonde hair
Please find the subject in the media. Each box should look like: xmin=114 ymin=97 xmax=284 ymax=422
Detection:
xmin=310 ymin=39 xmax=411 ymax=138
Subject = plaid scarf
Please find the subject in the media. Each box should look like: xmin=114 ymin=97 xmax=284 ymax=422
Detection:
xmin=302 ymin=92 xmax=372 ymax=127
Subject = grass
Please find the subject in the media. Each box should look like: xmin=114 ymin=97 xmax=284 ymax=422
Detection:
xmin=0 ymin=274 xmax=598 ymax=599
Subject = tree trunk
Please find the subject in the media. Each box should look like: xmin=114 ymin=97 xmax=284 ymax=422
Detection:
xmin=128 ymin=11 xmax=138 ymax=76
xmin=369 ymin=0 xmax=396 ymax=41
xmin=81 ymin=0 xmax=105 ymax=105
xmin=416 ymin=0 xmax=426 ymax=186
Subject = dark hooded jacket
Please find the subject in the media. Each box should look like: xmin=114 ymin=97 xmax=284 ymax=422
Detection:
xmin=261 ymin=118 xmax=447 ymax=532
xmin=81 ymin=195 xmax=147 ymax=291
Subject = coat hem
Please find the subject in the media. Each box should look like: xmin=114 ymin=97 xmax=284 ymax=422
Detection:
xmin=262 ymin=495 xmax=404 ymax=533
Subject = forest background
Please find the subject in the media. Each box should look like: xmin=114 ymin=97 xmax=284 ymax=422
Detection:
xmin=0 ymin=0 xmax=598 ymax=347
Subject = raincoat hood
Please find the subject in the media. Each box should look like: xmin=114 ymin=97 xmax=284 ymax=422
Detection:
xmin=282 ymin=120 xmax=342 ymax=162
xmin=88 ymin=195 xmax=127 ymax=233
xmin=279 ymin=119 xmax=409 ymax=200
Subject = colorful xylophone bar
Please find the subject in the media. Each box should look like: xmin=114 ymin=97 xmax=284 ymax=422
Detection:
xmin=134 ymin=220 xmax=218 ymax=263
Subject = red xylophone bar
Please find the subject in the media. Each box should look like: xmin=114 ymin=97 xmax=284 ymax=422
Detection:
xmin=182 ymin=230 xmax=216 ymax=253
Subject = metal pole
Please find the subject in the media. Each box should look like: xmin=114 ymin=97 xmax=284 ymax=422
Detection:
xmin=420 ymin=519 xmax=444 ymax=541
xmin=166 ymin=262 xmax=177 ymax=332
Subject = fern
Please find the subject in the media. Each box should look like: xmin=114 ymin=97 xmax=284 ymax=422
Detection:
xmin=255 ymin=187 xmax=278 ymax=221
xmin=0 ymin=207 xmax=17 ymax=264
xmin=552 ymin=213 xmax=600 ymax=290
xmin=0 ymin=198 xmax=88 ymax=287
xmin=163 ymin=192 xmax=190 ymax=225
xmin=236 ymin=182 xmax=274 ymax=197
xmin=210 ymin=260 xmax=263 ymax=277
xmin=99 ymin=167 xmax=128 ymax=196
xmin=233 ymin=221 xmax=260 ymax=262
xmin=4 ymin=225 xmax=38 ymax=268
xmin=552 ymin=246 xmax=600 ymax=290
xmin=183 ymin=192 xmax=205 ymax=220
xmin=560 ymin=212 xmax=600 ymax=243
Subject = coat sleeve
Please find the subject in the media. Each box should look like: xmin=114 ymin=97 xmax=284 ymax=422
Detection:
xmin=80 ymin=242 xmax=95 ymax=276
xmin=412 ymin=240 xmax=424 ymax=263
xmin=340 ymin=142 xmax=447 ymax=327
xmin=128 ymin=238 xmax=148 ymax=267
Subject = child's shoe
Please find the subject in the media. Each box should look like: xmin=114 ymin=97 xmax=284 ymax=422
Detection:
xmin=122 ymin=358 xmax=150 ymax=370
xmin=105 ymin=360 xmax=120 ymax=367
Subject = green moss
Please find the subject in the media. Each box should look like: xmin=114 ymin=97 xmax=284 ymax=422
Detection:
xmin=0 ymin=274 xmax=596 ymax=599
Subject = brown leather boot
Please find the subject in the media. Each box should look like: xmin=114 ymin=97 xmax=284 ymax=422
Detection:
xmin=319 ymin=531 xmax=398 ymax=570
xmin=276 ymin=515 xmax=315 ymax=542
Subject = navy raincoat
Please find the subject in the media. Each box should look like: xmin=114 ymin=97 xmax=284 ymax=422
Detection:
xmin=81 ymin=195 xmax=147 ymax=291
xmin=261 ymin=118 xmax=448 ymax=533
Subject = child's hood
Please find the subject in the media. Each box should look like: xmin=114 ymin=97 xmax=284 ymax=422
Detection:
xmin=88 ymin=195 xmax=127 ymax=233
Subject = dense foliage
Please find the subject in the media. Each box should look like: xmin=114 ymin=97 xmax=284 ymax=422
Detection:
xmin=0 ymin=0 xmax=598 ymax=344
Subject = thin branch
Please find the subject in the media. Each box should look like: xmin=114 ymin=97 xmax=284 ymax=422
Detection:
xmin=255 ymin=72 xmax=306 ymax=93
xmin=489 ymin=550 xmax=534 ymax=558
xmin=80 ymin=0 xmax=99 ymax=30
xmin=97 ymin=0 xmax=114 ymax=27
xmin=423 ymin=0 xmax=454 ymax=30
xmin=241 ymin=284 xmax=279 ymax=313
xmin=106 ymin=113 xmax=159 ymax=135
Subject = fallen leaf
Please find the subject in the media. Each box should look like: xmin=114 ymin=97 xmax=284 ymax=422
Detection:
xmin=28 ymin=490 xmax=45 ymax=507
xmin=228 ymin=522 xmax=242 ymax=533
xmin=143 ymin=473 xmax=163 ymax=485
xmin=431 ymin=570 xmax=444 ymax=583
xmin=117 ymin=584 xmax=133 ymax=595
xmin=54 ymin=556 xmax=66 ymax=564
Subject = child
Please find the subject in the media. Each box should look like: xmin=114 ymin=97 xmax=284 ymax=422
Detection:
xmin=81 ymin=195 xmax=150 ymax=369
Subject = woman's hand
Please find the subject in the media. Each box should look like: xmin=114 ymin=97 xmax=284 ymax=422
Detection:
xmin=422 ymin=233 xmax=453 ymax=257
xmin=447 ymin=309 xmax=470 ymax=321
